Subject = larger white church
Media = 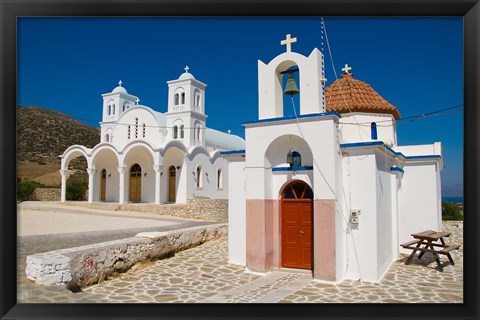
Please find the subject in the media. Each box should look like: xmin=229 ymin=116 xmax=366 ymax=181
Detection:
xmin=60 ymin=68 xmax=245 ymax=205
xmin=223 ymin=34 xmax=444 ymax=283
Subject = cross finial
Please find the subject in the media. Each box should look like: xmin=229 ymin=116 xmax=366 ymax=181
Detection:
xmin=184 ymin=66 xmax=190 ymax=73
xmin=227 ymin=129 xmax=231 ymax=135
xmin=118 ymin=80 xmax=123 ymax=87
xmin=342 ymin=64 xmax=352 ymax=74
xmin=281 ymin=34 xmax=297 ymax=53
xmin=135 ymin=97 xmax=140 ymax=105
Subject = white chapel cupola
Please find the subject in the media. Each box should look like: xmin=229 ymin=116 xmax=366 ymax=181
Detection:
xmin=101 ymin=80 xmax=139 ymax=122
xmin=166 ymin=67 xmax=208 ymax=148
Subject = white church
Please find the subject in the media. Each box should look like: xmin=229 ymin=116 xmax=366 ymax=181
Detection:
xmin=60 ymin=67 xmax=245 ymax=205
xmin=223 ymin=34 xmax=443 ymax=283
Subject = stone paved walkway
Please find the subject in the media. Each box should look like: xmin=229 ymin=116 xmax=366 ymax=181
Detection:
xmin=18 ymin=221 xmax=463 ymax=303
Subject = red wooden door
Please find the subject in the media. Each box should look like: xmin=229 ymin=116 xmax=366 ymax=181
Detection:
xmin=281 ymin=181 xmax=313 ymax=269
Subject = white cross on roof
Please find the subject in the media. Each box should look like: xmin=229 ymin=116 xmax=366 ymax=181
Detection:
xmin=281 ymin=34 xmax=297 ymax=53
xmin=184 ymin=66 xmax=190 ymax=73
xmin=135 ymin=97 xmax=140 ymax=105
xmin=227 ymin=129 xmax=231 ymax=135
xmin=118 ymin=80 xmax=123 ymax=87
xmin=342 ymin=64 xmax=352 ymax=74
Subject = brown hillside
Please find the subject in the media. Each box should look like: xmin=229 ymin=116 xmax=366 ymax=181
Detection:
xmin=17 ymin=106 xmax=100 ymax=185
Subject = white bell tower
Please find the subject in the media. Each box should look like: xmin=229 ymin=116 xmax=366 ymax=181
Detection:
xmin=101 ymin=80 xmax=138 ymax=123
xmin=257 ymin=34 xmax=326 ymax=120
xmin=165 ymin=66 xmax=207 ymax=148
xmin=100 ymin=80 xmax=138 ymax=143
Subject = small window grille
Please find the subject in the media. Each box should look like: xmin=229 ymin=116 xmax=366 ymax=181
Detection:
xmin=128 ymin=125 xmax=131 ymax=139
xmin=135 ymin=118 xmax=139 ymax=138
xmin=142 ymin=124 xmax=146 ymax=138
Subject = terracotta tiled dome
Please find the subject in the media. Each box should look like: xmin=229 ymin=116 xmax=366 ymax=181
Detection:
xmin=325 ymin=73 xmax=401 ymax=120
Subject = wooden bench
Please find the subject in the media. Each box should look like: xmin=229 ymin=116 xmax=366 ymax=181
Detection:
xmin=401 ymin=230 xmax=461 ymax=271
xmin=439 ymin=244 xmax=461 ymax=255
xmin=400 ymin=239 xmax=421 ymax=248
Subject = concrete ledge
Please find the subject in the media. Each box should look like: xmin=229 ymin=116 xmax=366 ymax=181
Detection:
xmin=26 ymin=224 xmax=227 ymax=288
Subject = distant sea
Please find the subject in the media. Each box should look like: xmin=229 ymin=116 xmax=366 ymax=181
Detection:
xmin=442 ymin=196 xmax=464 ymax=203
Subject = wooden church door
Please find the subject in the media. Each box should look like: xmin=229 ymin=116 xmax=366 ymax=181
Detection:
xmin=281 ymin=180 xmax=313 ymax=270
xmin=100 ymin=169 xmax=106 ymax=201
xmin=168 ymin=165 xmax=176 ymax=203
xmin=129 ymin=164 xmax=142 ymax=202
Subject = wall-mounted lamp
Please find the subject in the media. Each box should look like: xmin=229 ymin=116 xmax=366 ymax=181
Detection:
xmin=108 ymin=174 xmax=111 ymax=178
xmin=205 ymin=172 xmax=209 ymax=176
xmin=160 ymin=172 xmax=163 ymax=176
xmin=144 ymin=172 xmax=147 ymax=177
xmin=176 ymin=166 xmax=181 ymax=170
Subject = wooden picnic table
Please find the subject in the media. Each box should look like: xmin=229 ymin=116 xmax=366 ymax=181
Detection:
xmin=400 ymin=230 xmax=460 ymax=271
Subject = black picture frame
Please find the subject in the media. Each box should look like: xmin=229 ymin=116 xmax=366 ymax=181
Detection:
xmin=1 ymin=1 xmax=478 ymax=319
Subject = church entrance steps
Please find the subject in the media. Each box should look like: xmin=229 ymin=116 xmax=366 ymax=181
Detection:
xmin=202 ymin=271 xmax=312 ymax=303
xmin=25 ymin=224 xmax=227 ymax=289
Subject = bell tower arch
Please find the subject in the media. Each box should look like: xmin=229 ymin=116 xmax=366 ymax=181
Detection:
xmin=257 ymin=34 xmax=326 ymax=120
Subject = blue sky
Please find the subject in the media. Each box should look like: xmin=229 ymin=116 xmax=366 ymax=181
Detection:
xmin=17 ymin=17 xmax=463 ymax=196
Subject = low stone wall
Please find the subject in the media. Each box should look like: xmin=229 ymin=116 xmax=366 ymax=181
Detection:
xmin=106 ymin=199 xmax=228 ymax=222
xmin=26 ymin=224 xmax=227 ymax=289
xmin=28 ymin=188 xmax=61 ymax=201
xmin=157 ymin=199 xmax=228 ymax=222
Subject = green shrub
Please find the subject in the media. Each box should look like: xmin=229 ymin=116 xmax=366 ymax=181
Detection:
xmin=17 ymin=179 xmax=43 ymax=201
xmin=66 ymin=178 xmax=87 ymax=201
xmin=442 ymin=201 xmax=463 ymax=221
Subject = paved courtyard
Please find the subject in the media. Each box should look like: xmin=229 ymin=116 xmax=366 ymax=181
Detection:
xmin=17 ymin=202 xmax=463 ymax=304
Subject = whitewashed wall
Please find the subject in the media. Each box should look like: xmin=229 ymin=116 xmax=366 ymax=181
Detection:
xmin=227 ymin=158 xmax=247 ymax=265
xmin=398 ymin=162 xmax=443 ymax=252
xmin=245 ymin=116 xmax=338 ymax=201
xmin=339 ymin=113 xmax=397 ymax=146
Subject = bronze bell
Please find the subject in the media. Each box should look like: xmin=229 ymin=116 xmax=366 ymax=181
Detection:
xmin=284 ymin=71 xmax=300 ymax=96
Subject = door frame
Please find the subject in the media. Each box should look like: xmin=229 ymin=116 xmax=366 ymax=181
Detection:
xmin=280 ymin=179 xmax=314 ymax=270
xmin=168 ymin=165 xmax=176 ymax=203
xmin=100 ymin=168 xmax=106 ymax=201
xmin=129 ymin=163 xmax=142 ymax=202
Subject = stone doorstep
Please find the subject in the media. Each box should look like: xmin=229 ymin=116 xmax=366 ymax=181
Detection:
xmin=25 ymin=224 xmax=227 ymax=289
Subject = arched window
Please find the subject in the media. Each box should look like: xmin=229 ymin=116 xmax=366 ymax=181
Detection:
xmin=196 ymin=166 xmax=202 ymax=188
xmin=217 ymin=169 xmax=222 ymax=189
xmin=195 ymin=93 xmax=201 ymax=107
xmin=371 ymin=122 xmax=378 ymax=140
xmin=112 ymin=104 xmax=115 ymax=115
xmin=107 ymin=105 xmax=111 ymax=115
xmin=292 ymin=151 xmax=302 ymax=167
xmin=181 ymin=92 xmax=185 ymax=105
xmin=174 ymin=94 xmax=179 ymax=105
xmin=196 ymin=126 xmax=201 ymax=141
xmin=180 ymin=125 xmax=184 ymax=139
xmin=173 ymin=126 xmax=178 ymax=139
xmin=105 ymin=134 xmax=110 ymax=142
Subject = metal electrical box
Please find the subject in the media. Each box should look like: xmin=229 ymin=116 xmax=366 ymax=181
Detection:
xmin=350 ymin=209 xmax=360 ymax=229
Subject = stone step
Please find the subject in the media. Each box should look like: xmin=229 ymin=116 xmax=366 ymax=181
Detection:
xmin=202 ymin=271 xmax=312 ymax=303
